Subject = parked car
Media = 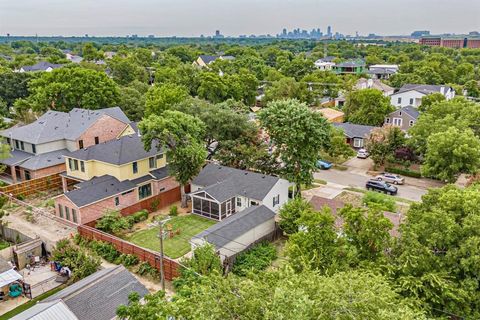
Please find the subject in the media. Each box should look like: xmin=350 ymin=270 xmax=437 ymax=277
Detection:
xmin=316 ymin=160 xmax=333 ymax=170
xmin=357 ymin=149 xmax=369 ymax=159
xmin=365 ymin=179 xmax=398 ymax=195
xmin=375 ymin=172 xmax=405 ymax=185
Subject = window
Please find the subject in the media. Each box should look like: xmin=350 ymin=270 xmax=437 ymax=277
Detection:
xmin=78 ymin=140 xmax=84 ymax=149
xmin=149 ymin=157 xmax=156 ymax=169
xmin=409 ymin=98 xmax=414 ymax=105
xmin=250 ymin=200 xmax=259 ymax=206
xmin=393 ymin=118 xmax=402 ymax=126
xmin=132 ymin=162 xmax=138 ymax=174
xmin=20 ymin=141 xmax=24 ymax=150
xmin=399 ymin=111 xmax=402 ymax=116
xmin=58 ymin=204 xmax=63 ymax=218
xmin=236 ymin=197 xmax=242 ymax=207
xmin=68 ymin=158 xmax=73 ymax=170
xmin=397 ymin=97 xmax=402 ymax=104
xmin=115 ymin=197 xmax=120 ymax=206
xmin=32 ymin=144 xmax=36 ymax=154
xmin=14 ymin=140 xmax=19 ymax=149
xmin=6 ymin=138 xmax=10 ymax=145
xmin=73 ymin=159 xmax=79 ymax=171
xmin=273 ymin=194 xmax=280 ymax=207
xmin=409 ymin=120 xmax=414 ymax=127
xmin=24 ymin=170 xmax=31 ymax=180
xmin=156 ymin=154 xmax=164 ymax=160
xmin=94 ymin=136 xmax=99 ymax=145
xmin=80 ymin=161 xmax=85 ymax=172
xmin=353 ymin=138 xmax=364 ymax=148
xmin=65 ymin=207 xmax=70 ymax=221
xmin=138 ymin=183 xmax=152 ymax=199
xmin=72 ymin=209 xmax=77 ymax=223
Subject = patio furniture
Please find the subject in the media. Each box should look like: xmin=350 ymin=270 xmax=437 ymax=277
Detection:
xmin=9 ymin=283 xmax=22 ymax=298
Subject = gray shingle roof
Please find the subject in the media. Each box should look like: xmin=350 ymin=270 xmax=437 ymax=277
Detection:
xmin=65 ymin=175 xmax=136 ymax=207
xmin=393 ymin=105 xmax=420 ymax=120
xmin=11 ymin=300 xmax=78 ymax=320
xmin=20 ymin=61 xmax=64 ymax=72
xmin=43 ymin=266 xmax=148 ymax=320
xmin=199 ymin=55 xmax=218 ymax=64
xmin=191 ymin=164 xmax=280 ymax=202
xmin=0 ymin=150 xmax=32 ymax=166
xmin=67 ymin=133 xmax=161 ymax=165
xmin=335 ymin=60 xmax=365 ymax=68
xmin=1 ymin=107 xmax=130 ymax=144
xmin=150 ymin=166 xmax=169 ymax=180
xmin=333 ymin=122 xmax=377 ymax=138
xmin=395 ymin=84 xmax=450 ymax=95
xmin=20 ymin=149 xmax=69 ymax=170
xmin=193 ymin=205 xmax=275 ymax=248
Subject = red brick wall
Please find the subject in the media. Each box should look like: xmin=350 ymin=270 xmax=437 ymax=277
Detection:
xmin=152 ymin=177 xmax=179 ymax=195
xmin=31 ymin=163 xmax=66 ymax=179
xmin=76 ymin=115 xmax=130 ymax=149
xmin=467 ymin=39 xmax=480 ymax=49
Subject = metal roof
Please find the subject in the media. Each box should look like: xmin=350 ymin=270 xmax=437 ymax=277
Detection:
xmin=11 ymin=300 xmax=78 ymax=320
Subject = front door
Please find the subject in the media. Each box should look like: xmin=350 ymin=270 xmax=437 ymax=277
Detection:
xmin=226 ymin=201 xmax=231 ymax=217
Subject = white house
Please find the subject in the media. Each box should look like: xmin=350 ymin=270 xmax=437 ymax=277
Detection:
xmin=314 ymin=60 xmax=335 ymax=71
xmin=390 ymin=84 xmax=455 ymax=108
xmin=367 ymin=64 xmax=399 ymax=79
xmin=189 ymin=164 xmax=293 ymax=221
xmin=355 ymin=78 xmax=395 ymax=96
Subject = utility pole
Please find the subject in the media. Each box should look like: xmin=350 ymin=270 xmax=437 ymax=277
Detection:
xmin=158 ymin=217 xmax=171 ymax=292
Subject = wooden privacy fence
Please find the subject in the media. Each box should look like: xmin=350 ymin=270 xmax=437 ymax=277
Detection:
xmin=78 ymin=225 xmax=180 ymax=281
xmin=120 ymin=185 xmax=190 ymax=216
xmin=0 ymin=173 xmax=63 ymax=198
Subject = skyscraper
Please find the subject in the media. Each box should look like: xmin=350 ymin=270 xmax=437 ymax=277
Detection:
xmin=327 ymin=26 xmax=332 ymax=37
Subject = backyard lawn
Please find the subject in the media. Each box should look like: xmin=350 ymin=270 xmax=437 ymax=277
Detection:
xmin=126 ymin=214 xmax=216 ymax=259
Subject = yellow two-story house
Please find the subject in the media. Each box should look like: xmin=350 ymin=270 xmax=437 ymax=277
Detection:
xmin=54 ymin=133 xmax=179 ymax=225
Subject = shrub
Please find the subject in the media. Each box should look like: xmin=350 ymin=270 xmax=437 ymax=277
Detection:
xmin=96 ymin=210 xmax=131 ymax=234
xmin=132 ymin=210 xmax=149 ymax=223
xmin=16 ymin=194 xmax=25 ymax=201
xmin=385 ymin=166 xmax=422 ymax=178
xmin=169 ymin=205 xmax=178 ymax=216
xmin=52 ymin=239 xmax=101 ymax=282
xmin=278 ymin=198 xmax=312 ymax=235
xmin=150 ymin=198 xmax=160 ymax=212
xmin=89 ymin=240 xmax=120 ymax=263
xmin=232 ymin=242 xmax=277 ymax=276
xmin=362 ymin=191 xmax=396 ymax=212
xmin=137 ymin=262 xmax=158 ymax=278
xmin=119 ymin=254 xmax=139 ymax=267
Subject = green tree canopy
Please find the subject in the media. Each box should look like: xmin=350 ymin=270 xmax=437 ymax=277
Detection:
xmin=145 ymin=83 xmax=189 ymax=116
xmin=344 ymin=88 xmax=394 ymax=126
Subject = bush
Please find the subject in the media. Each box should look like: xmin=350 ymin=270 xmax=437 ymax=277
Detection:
xmin=96 ymin=210 xmax=131 ymax=234
xmin=119 ymin=254 xmax=139 ymax=267
xmin=169 ymin=205 xmax=178 ymax=216
xmin=52 ymin=239 xmax=101 ymax=282
xmin=385 ymin=166 xmax=422 ymax=178
xmin=362 ymin=191 xmax=396 ymax=212
xmin=137 ymin=262 xmax=159 ymax=278
xmin=232 ymin=242 xmax=277 ymax=276
xmin=279 ymin=198 xmax=312 ymax=235
xmin=89 ymin=240 xmax=120 ymax=263
xmin=132 ymin=210 xmax=149 ymax=223
xmin=150 ymin=199 xmax=160 ymax=212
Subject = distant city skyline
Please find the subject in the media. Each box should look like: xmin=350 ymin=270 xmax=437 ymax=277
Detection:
xmin=0 ymin=0 xmax=479 ymax=37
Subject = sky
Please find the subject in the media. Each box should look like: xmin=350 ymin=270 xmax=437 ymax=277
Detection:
xmin=0 ymin=0 xmax=479 ymax=37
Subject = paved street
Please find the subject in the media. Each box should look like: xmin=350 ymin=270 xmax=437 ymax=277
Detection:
xmin=314 ymin=168 xmax=437 ymax=202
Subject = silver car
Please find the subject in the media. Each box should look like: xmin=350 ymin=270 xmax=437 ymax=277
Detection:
xmin=374 ymin=172 xmax=405 ymax=185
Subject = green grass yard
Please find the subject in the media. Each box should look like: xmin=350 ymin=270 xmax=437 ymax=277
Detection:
xmin=126 ymin=214 xmax=216 ymax=259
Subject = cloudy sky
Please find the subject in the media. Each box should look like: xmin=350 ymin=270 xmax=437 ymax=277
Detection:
xmin=0 ymin=0 xmax=478 ymax=37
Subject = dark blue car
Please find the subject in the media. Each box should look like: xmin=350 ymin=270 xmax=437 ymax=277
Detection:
xmin=316 ymin=160 xmax=333 ymax=170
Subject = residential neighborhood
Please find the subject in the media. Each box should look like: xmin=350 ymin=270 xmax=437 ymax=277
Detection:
xmin=0 ymin=2 xmax=479 ymax=318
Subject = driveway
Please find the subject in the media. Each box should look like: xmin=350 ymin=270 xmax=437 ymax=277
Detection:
xmin=314 ymin=169 xmax=433 ymax=202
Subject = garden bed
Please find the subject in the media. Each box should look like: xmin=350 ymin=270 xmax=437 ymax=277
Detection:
xmin=125 ymin=214 xmax=216 ymax=259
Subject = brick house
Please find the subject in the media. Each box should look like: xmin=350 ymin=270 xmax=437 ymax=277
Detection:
xmin=0 ymin=107 xmax=134 ymax=184
xmin=53 ymin=133 xmax=178 ymax=225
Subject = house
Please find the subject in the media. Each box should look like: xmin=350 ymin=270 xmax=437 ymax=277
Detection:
xmin=355 ymin=78 xmax=395 ymax=96
xmin=384 ymin=105 xmax=420 ymax=131
xmin=316 ymin=108 xmax=344 ymax=123
xmin=192 ymin=55 xmax=235 ymax=68
xmin=65 ymin=53 xmax=84 ymax=63
xmin=191 ymin=205 xmax=276 ymax=261
xmin=54 ymin=133 xmax=178 ymax=225
xmin=0 ymin=107 xmax=134 ymax=183
xmin=18 ymin=61 xmax=64 ymax=73
xmin=12 ymin=266 xmax=148 ymax=320
xmin=333 ymin=122 xmax=378 ymax=148
xmin=189 ymin=164 xmax=293 ymax=221
xmin=314 ymin=60 xmax=335 ymax=71
xmin=366 ymin=64 xmax=399 ymax=80
xmin=332 ymin=60 xmax=365 ymax=75
xmin=390 ymin=84 xmax=455 ymax=108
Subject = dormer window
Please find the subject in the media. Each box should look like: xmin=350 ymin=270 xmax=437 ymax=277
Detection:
xmin=94 ymin=137 xmax=99 ymax=145
xmin=15 ymin=140 xmax=19 ymax=149
xmin=32 ymin=144 xmax=36 ymax=154
xmin=79 ymin=140 xmax=84 ymax=149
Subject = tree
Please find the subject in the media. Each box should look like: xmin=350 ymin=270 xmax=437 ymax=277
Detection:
xmin=344 ymin=89 xmax=394 ymax=126
xmin=118 ymin=267 xmax=426 ymax=320
xmin=278 ymin=197 xmax=312 ymax=235
xmin=464 ymin=79 xmax=480 ymax=98
xmin=118 ymin=85 xmax=145 ymax=121
xmin=366 ymin=126 xmax=406 ymax=167
xmin=259 ymin=99 xmax=330 ymax=192
xmin=81 ymin=42 xmax=102 ymax=61
xmin=392 ymin=185 xmax=480 ymax=318
xmin=197 ymin=72 xmax=227 ymax=103
xmin=324 ymin=125 xmax=355 ymax=162
xmin=139 ymin=111 xmax=207 ymax=207
xmin=422 ymin=127 xmax=480 ymax=182
xmin=0 ymin=71 xmax=33 ymax=107
xmin=418 ymin=92 xmax=446 ymax=112
xmin=20 ymin=67 xmax=119 ymax=113
xmin=52 ymin=239 xmax=101 ymax=282
xmin=144 ymin=83 xmax=188 ymax=116
xmin=263 ymin=77 xmax=311 ymax=104
xmin=108 ymin=56 xmax=148 ymax=85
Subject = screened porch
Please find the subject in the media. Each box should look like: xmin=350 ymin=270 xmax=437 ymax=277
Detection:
xmin=191 ymin=191 xmax=236 ymax=221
